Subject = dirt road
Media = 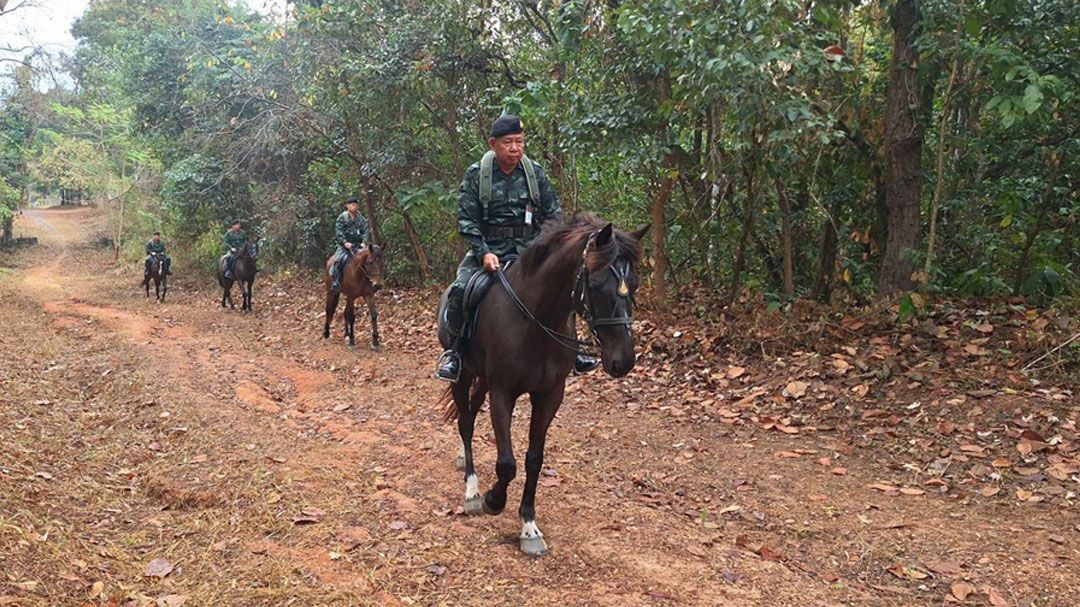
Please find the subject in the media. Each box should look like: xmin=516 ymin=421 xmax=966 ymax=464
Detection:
xmin=1 ymin=208 xmax=1077 ymax=606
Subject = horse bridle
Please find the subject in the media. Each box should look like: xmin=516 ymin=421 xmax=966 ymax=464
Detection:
xmin=577 ymin=258 xmax=635 ymax=331
xmin=350 ymin=245 xmax=378 ymax=281
xmin=495 ymin=230 xmax=635 ymax=354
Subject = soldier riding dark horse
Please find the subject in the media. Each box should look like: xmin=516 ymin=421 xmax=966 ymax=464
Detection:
xmin=142 ymin=231 xmax=171 ymax=302
xmin=437 ymin=213 xmax=647 ymax=556
xmin=217 ymin=221 xmax=257 ymax=311
xmin=435 ymin=114 xmax=597 ymax=382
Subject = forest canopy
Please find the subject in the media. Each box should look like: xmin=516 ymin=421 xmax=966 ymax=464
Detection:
xmin=2 ymin=0 xmax=1077 ymax=306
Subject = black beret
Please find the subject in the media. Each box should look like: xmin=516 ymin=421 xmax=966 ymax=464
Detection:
xmin=345 ymin=196 xmax=359 ymax=204
xmin=230 ymin=219 xmax=241 ymax=225
xmin=490 ymin=115 xmax=523 ymax=138
xmin=153 ymin=231 xmax=161 ymax=235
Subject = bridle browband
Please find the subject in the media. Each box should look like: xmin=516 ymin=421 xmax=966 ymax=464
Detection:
xmin=494 ymin=229 xmax=636 ymax=354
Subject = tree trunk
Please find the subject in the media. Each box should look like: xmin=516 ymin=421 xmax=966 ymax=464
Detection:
xmin=364 ymin=188 xmax=383 ymax=246
xmin=924 ymin=29 xmax=962 ymax=277
xmin=1012 ymin=151 xmax=1060 ymax=295
xmin=776 ymin=178 xmax=795 ymax=297
xmin=650 ymin=175 xmax=674 ymax=302
xmin=813 ymin=203 xmax=840 ymax=303
xmin=727 ymin=145 xmax=758 ymax=306
xmin=878 ymin=0 xmax=925 ymax=295
xmin=399 ymin=205 xmax=432 ymax=282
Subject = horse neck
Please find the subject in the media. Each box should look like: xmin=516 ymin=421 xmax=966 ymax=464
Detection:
xmin=511 ymin=235 xmax=589 ymax=324
xmin=347 ymin=250 xmax=371 ymax=289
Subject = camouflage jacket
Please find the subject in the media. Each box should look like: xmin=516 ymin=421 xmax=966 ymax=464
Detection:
xmin=458 ymin=158 xmax=560 ymax=259
xmin=334 ymin=211 xmax=368 ymax=248
xmin=223 ymin=229 xmax=247 ymax=251
xmin=145 ymin=240 xmax=166 ymax=254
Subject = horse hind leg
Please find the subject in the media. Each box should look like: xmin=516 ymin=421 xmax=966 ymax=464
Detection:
xmin=454 ymin=373 xmax=485 ymax=515
xmin=323 ymin=289 xmax=340 ymax=339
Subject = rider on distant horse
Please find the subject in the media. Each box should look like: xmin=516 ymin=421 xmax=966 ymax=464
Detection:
xmin=144 ymin=231 xmax=171 ymax=279
xmin=222 ymin=219 xmax=247 ymax=279
xmin=330 ymin=196 xmax=370 ymax=293
xmin=436 ymin=115 xmax=599 ymax=382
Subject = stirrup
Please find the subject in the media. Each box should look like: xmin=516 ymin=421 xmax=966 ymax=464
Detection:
xmin=331 ymin=280 xmax=342 ymax=293
xmin=435 ymin=350 xmax=461 ymax=383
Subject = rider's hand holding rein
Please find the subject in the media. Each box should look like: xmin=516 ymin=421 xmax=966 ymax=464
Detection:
xmin=483 ymin=253 xmax=500 ymax=272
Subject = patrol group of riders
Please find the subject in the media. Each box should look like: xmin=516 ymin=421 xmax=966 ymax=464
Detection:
xmin=141 ymin=115 xmax=598 ymax=381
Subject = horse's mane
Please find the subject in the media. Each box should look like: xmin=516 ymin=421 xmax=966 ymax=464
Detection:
xmin=518 ymin=213 xmax=644 ymax=273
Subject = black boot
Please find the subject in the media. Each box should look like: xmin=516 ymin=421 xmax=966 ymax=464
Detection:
xmin=573 ymin=353 xmax=600 ymax=375
xmin=436 ymin=349 xmax=461 ymax=383
xmin=331 ymin=278 xmax=342 ymax=293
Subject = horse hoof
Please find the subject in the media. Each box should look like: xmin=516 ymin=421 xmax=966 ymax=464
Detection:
xmin=464 ymin=496 xmax=484 ymax=516
xmin=481 ymin=498 xmax=504 ymax=516
xmin=454 ymin=454 xmax=466 ymax=471
xmin=520 ymin=536 xmax=549 ymax=557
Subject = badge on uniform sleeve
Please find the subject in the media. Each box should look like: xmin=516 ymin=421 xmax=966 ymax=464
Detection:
xmin=524 ymin=203 xmax=534 ymax=226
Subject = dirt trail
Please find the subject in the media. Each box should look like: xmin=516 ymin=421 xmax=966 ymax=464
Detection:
xmin=1 ymin=208 xmax=1077 ymax=607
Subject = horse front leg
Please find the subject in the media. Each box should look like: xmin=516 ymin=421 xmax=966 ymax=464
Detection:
xmin=343 ymin=297 xmax=356 ymax=347
xmin=160 ymin=277 xmax=167 ymax=302
xmin=517 ymin=384 xmax=566 ymax=557
xmin=364 ymin=295 xmax=379 ymax=351
xmin=483 ymin=388 xmax=517 ymax=516
xmin=243 ymin=280 xmax=253 ymax=312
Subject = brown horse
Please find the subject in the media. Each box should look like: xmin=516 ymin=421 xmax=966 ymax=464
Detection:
xmin=323 ymin=244 xmax=386 ymax=350
xmin=143 ymin=253 xmax=168 ymax=302
xmin=437 ymin=213 xmax=647 ymax=556
xmin=217 ymin=240 xmax=257 ymax=312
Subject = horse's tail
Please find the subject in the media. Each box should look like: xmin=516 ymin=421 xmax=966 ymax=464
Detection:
xmin=439 ymin=376 xmax=486 ymax=422
xmin=438 ymin=385 xmax=456 ymax=422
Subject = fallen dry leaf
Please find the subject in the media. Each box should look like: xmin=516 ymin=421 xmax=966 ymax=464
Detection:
xmin=783 ymin=381 xmax=808 ymax=399
xmin=144 ymin=558 xmax=174 ymax=578
xmin=951 ymin=581 xmax=974 ymax=601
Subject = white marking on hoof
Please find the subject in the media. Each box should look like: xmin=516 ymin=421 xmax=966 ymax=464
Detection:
xmin=520 ymin=520 xmax=543 ymax=540
xmin=519 ymin=521 xmax=549 ymax=556
xmin=464 ymin=474 xmax=480 ymax=500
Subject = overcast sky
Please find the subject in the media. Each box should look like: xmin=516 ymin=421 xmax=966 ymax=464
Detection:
xmin=1 ymin=0 xmax=288 ymax=58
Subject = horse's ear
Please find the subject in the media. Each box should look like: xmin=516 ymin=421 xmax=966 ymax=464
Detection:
xmin=595 ymin=223 xmax=614 ymax=246
xmin=630 ymin=224 xmax=651 ymax=241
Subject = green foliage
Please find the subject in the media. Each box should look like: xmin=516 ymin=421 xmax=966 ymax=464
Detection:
xmin=1 ymin=0 xmax=1072 ymax=306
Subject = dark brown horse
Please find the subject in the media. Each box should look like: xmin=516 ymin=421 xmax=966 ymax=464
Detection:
xmin=323 ymin=244 xmax=386 ymax=350
xmin=217 ymin=240 xmax=257 ymax=311
xmin=143 ymin=253 xmax=168 ymax=302
xmin=437 ymin=213 xmax=647 ymax=556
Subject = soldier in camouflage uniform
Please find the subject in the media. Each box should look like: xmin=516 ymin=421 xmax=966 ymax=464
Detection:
xmin=436 ymin=115 xmax=598 ymax=382
xmin=143 ymin=231 xmax=171 ymax=279
xmin=329 ymin=196 xmax=370 ymax=293
xmin=222 ymin=220 xmax=247 ymax=279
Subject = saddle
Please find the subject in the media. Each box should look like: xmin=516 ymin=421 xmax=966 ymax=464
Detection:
xmin=439 ymin=257 xmax=516 ymax=343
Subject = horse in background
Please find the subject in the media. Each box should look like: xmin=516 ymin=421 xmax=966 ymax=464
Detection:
xmin=217 ymin=240 xmax=258 ymax=312
xmin=323 ymin=244 xmax=386 ymax=350
xmin=144 ymin=252 xmax=168 ymax=302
